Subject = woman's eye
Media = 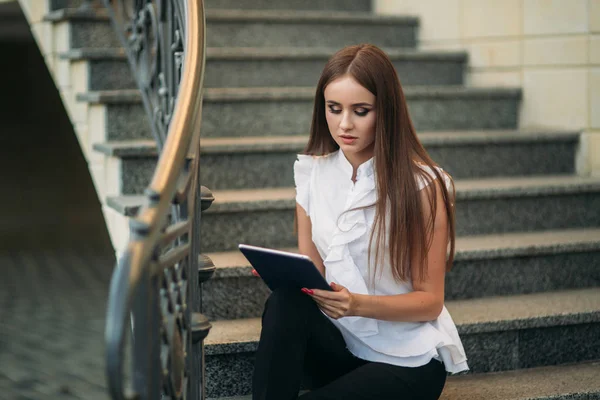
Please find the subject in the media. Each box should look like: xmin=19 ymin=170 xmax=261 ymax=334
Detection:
xmin=328 ymin=106 xmax=341 ymax=114
xmin=355 ymin=109 xmax=370 ymax=117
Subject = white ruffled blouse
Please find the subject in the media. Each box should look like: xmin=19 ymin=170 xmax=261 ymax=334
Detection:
xmin=293 ymin=149 xmax=469 ymax=374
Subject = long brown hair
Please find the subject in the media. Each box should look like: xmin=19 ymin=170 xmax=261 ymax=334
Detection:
xmin=303 ymin=44 xmax=456 ymax=283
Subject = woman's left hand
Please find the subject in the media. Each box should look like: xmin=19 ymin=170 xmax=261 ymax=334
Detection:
xmin=303 ymin=282 xmax=357 ymax=319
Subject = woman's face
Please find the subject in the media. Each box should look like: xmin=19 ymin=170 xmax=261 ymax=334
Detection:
xmin=324 ymin=74 xmax=376 ymax=165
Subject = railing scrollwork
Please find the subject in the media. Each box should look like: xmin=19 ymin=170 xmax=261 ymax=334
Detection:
xmin=101 ymin=0 xmax=214 ymax=399
xmin=109 ymin=0 xmax=187 ymax=149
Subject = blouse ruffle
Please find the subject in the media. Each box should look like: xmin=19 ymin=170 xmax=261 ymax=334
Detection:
xmin=293 ymin=154 xmax=315 ymax=216
xmin=323 ymin=169 xmax=379 ymax=338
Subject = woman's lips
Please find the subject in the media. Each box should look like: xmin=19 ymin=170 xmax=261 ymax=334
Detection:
xmin=340 ymin=135 xmax=357 ymax=145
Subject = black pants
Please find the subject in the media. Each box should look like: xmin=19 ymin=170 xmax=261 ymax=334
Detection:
xmin=252 ymin=288 xmax=447 ymax=400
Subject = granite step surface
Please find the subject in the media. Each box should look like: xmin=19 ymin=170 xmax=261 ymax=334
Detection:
xmin=196 ymin=228 xmax=600 ymax=320
xmin=78 ymin=86 xmax=522 ymax=140
xmin=45 ymin=9 xmax=418 ymax=49
xmin=60 ymin=47 xmax=467 ymax=89
xmin=202 ymin=288 xmax=600 ymax=397
xmin=93 ymin=130 xmax=579 ymax=192
xmin=52 ymin=0 xmax=372 ymax=12
xmin=107 ymin=175 xmax=600 ymax=252
xmin=209 ymin=361 xmax=600 ymax=400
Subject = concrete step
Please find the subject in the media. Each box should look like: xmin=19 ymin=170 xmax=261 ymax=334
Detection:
xmin=52 ymin=0 xmax=372 ymax=12
xmin=45 ymin=9 xmax=418 ymax=49
xmin=59 ymin=48 xmax=134 ymax=91
xmin=79 ymin=86 xmax=522 ymax=140
xmin=49 ymin=0 xmax=84 ymax=11
xmin=93 ymin=130 xmax=579 ymax=192
xmin=201 ymin=288 xmax=600 ymax=397
xmin=60 ymin=47 xmax=467 ymax=89
xmin=107 ymin=175 xmax=600 ymax=252
xmin=194 ymin=228 xmax=600 ymax=320
xmin=209 ymin=361 xmax=600 ymax=400
xmin=204 ymin=0 xmax=372 ymax=11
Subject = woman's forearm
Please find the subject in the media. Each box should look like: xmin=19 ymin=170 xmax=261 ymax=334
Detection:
xmin=352 ymin=291 xmax=443 ymax=322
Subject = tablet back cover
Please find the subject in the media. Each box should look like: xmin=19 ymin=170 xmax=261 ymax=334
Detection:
xmin=238 ymin=245 xmax=331 ymax=291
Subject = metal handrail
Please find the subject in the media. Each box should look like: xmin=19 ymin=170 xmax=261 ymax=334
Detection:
xmin=101 ymin=0 xmax=213 ymax=399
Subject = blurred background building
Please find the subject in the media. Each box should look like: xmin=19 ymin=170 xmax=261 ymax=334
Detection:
xmin=376 ymin=0 xmax=600 ymax=176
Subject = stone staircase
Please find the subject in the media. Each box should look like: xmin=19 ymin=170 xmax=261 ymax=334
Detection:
xmin=25 ymin=0 xmax=600 ymax=398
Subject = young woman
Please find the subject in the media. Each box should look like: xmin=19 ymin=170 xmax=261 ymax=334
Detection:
xmin=252 ymin=44 xmax=469 ymax=400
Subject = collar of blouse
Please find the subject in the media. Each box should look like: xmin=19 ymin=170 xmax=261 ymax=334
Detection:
xmin=337 ymin=149 xmax=375 ymax=183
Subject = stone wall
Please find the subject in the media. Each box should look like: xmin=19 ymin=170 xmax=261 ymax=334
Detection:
xmin=375 ymin=0 xmax=600 ymax=176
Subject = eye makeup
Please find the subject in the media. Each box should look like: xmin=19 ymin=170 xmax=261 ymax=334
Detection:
xmin=326 ymin=103 xmax=372 ymax=116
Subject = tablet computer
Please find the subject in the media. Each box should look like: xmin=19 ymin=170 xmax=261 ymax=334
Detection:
xmin=238 ymin=244 xmax=332 ymax=292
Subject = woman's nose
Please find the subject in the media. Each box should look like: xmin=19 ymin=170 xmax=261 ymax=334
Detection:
xmin=339 ymin=112 xmax=353 ymax=130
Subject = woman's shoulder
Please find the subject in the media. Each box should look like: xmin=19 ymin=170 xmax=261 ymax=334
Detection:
xmin=413 ymin=162 xmax=452 ymax=192
xmin=294 ymin=151 xmax=338 ymax=171
xmin=296 ymin=151 xmax=338 ymax=162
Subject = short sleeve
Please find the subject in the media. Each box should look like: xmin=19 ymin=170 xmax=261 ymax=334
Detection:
xmin=293 ymin=154 xmax=314 ymax=216
xmin=416 ymin=165 xmax=452 ymax=193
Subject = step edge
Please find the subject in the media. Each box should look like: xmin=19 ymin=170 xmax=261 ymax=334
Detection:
xmin=205 ymin=230 xmax=600 ymax=278
xmin=203 ymin=9 xmax=419 ymax=25
xmin=93 ymin=130 xmax=580 ymax=157
xmin=205 ymin=312 xmax=600 ymax=355
xmin=78 ymin=86 xmax=523 ymax=104
xmin=204 ymin=288 xmax=600 ymax=354
xmin=44 ymin=8 xmax=417 ymax=24
xmin=106 ymin=177 xmax=600 ymax=215
xmin=208 ymin=361 xmax=600 ymax=400
xmin=59 ymin=47 xmax=468 ymax=62
xmin=44 ymin=8 xmax=109 ymax=22
xmin=209 ymin=178 xmax=600 ymax=210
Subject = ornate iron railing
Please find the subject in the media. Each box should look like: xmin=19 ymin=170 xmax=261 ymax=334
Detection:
xmin=100 ymin=0 xmax=215 ymax=399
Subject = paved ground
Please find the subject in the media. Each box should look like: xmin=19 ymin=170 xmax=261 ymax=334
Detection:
xmin=0 ymin=246 xmax=114 ymax=400
xmin=0 ymin=36 xmax=119 ymax=399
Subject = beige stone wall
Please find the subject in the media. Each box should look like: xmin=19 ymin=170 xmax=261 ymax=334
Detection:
xmin=375 ymin=0 xmax=600 ymax=176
